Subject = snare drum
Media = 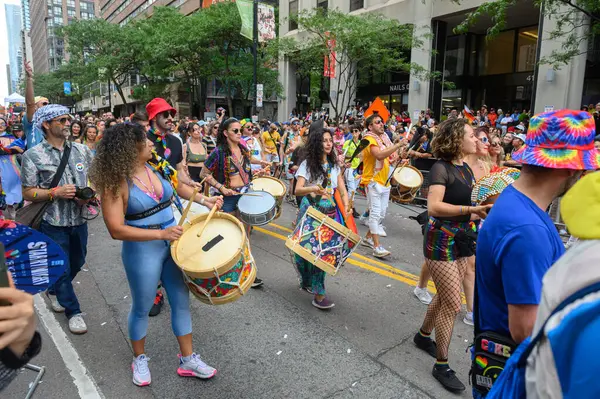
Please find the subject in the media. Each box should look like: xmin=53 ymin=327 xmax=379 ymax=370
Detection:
xmin=251 ymin=176 xmax=287 ymax=217
xmin=285 ymin=206 xmax=361 ymax=275
xmin=391 ymin=165 xmax=423 ymax=204
xmin=237 ymin=190 xmax=277 ymax=226
xmin=171 ymin=212 xmax=256 ymax=305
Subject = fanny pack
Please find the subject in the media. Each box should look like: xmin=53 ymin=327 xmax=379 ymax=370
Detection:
xmin=432 ymin=218 xmax=477 ymax=257
xmin=125 ymin=199 xmax=172 ymax=221
xmin=470 ymin=331 xmax=517 ymax=395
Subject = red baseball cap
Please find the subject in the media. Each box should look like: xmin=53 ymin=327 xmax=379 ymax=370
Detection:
xmin=146 ymin=98 xmax=176 ymax=121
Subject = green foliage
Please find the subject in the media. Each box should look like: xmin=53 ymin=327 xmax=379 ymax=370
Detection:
xmin=452 ymin=0 xmax=600 ymax=68
xmin=33 ymin=63 xmax=82 ymax=103
xmin=276 ymin=9 xmax=418 ymax=121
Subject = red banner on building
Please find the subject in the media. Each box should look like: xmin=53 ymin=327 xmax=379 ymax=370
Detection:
xmin=323 ymin=32 xmax=336 ymax=78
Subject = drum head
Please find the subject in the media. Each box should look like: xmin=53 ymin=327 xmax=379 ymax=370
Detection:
xmin=174 ymin=214 xmax=244 ymax=275
xmin=251 ymin=177 xmax=286 ymax=196
xmin=237 ymin=190 xmax=276 ymax=213
xmin=394 ymin=166 xmax=423 ymax=188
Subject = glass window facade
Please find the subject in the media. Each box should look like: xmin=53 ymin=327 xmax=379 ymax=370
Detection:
xmin=478 ymin=30 xmax=515 ymax=75
xmin=516 ymin=27 xmax=537 ymax=72
xmin=289 ymin=0 xmax=298 ymax=31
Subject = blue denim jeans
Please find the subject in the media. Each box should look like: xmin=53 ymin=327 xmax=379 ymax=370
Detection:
xmin=41 ymin=221 xmax=88 ymax=319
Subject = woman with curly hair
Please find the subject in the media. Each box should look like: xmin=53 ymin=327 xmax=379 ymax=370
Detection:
xmin=90 ymin=123 xmax=223 ymax=387
xmin=293 ymin=120 xmax=350 ymax=310
xmin=412 ymin=118 xmax=492 ymax=393
xmin=77 ymin=125 xmax=98 ymax=155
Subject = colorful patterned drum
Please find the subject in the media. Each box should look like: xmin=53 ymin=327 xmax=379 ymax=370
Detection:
xmin=250 ymin=176 xmax=287 ymax=218
xmin=285 ymin=206 xmax=361 ymax=275
xmin=391 ymin=165 xmax=423 ymax=204
xmin=171 ymin=212 xmax=256 ymax=305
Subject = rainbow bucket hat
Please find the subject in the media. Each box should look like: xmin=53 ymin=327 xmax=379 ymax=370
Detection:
xmin=512 ymin=109 xmax=599 ymax=170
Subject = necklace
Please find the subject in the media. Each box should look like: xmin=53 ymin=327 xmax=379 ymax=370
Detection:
xmin=133 ymin=166 xmax=160 ymax=201
xmin=150 ymin=127 xmax=171 ymax=159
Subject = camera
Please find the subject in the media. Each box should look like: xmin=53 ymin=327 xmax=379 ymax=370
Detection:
xmin=75 ymin=187 xmax=96 ymax=200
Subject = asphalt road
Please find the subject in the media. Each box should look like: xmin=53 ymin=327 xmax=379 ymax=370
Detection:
xmin=5 ymin=196 xmax=475 ymax=399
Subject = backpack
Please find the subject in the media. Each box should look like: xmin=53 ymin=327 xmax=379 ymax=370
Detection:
xmin=487 ymin=261 xmax=600 ymax=399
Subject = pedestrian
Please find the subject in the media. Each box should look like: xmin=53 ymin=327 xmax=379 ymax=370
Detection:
xmin=91 ymin=122 xmax=222 ymax=387
xmin=342 ymin=124 xmax=362 ymax=217
xmin=262 ymin=123 xmax=281 ymax=176
xmin=471 ymin=109 xmax=598 ymax=397
xmin=183 ymin=123 xmax=207 ymax=183
xmin=203 ymin=120 xmax=219 ymax=155
xmin=21 ymin=60 xmax=48 ymax=150
xmin=412 ymin=117 xmax=491 ymax=393
xmin=359 ymin=114 xmax=403 ymax=258
xmin=77 ymin=125 xmax=98 ymax=156
xmin=21 ymin=104 xmax=94 ymax=334
xmin=200 ymin=117 xmax=269 ymax=287
xmin=293 ymin=120 xmax=350 ymax=309
xmin=0 ymin=117 xmax=23 ymax=219
xmin=280 ymin=118 xmax=301 ymax=202
xmin=69 ymin=120 xmax=83 ymax=142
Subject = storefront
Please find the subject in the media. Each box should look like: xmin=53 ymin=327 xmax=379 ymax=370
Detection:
xmin=356 ymin=81 xmax=410 ymax=114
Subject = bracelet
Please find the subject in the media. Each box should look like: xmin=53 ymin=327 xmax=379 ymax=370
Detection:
xmin=48 ymin=189 xmax=54 ymax=201
xmin=459 ymin=205 xmax=463 ymax=215
xmin=33 ymin=191 xmax=38 ymax=199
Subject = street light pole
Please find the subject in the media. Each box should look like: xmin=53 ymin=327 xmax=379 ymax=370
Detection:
xmin=252 ymin=0 xmax=258 ymax=117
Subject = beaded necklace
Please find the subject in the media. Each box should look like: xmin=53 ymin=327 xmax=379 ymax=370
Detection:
xmin=149 ymin=127 xmax=171 ymax=159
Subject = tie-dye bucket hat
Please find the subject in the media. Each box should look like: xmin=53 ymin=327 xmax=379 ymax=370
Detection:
xmin=512 ymin=109 xmax=599 ymax=170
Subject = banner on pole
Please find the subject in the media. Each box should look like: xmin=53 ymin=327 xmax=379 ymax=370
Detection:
xmin=256 ymin=84 xmax=264 ymax=108
xmin=257 ymin=3 xmax=276 ymax=42
xmin=236 ymin=0 xmax=253 ymax=41
xmin=63 ymin=82 xmax=72 ymax=95
xmin=323 ymin=32 xmax=336 ymax=78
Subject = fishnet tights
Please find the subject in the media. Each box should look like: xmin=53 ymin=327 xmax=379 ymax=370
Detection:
xmin=420 ymin=257 xmax=468 ymax=360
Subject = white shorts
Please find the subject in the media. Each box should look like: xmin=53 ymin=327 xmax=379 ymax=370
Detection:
xmin=266 ymin=153 xmax=280 ymax=164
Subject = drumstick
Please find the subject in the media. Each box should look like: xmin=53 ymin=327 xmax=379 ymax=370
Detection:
xmin=240 ymin=192 xmax=263 ymax=197
xmin=178 ymin=187 xmax=199 ymax=226
xmin=196 ymin=205 xmax=218 ymax=238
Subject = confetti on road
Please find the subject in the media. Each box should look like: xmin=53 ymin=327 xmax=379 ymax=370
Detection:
xmin=276 ymin=351 xmax=282 ymax=356
xmin=283 ymin=334 xmax=287 ymax=339
xmin=352 ymin=382 xmax=358 ymax=387
xmin=101 ymin=322 xmax=107 ymax=326
xmin=124 ymin=296 xmax=128 ymax=299
xmin=347 ymin=349 xmax=352 ymax=354
xmin=386 ymin=284 xmax=392 ymax=288
xmin=82 ymin=268 xmax=89 ymax=271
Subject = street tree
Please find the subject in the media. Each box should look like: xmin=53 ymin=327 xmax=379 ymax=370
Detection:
xmin=453 ymin=0 xmax=600 ymax=68
xmin=278 ymin=9 xmax=419 ymax=122
xmin=59 ymin=19 xmax=145 ymax=107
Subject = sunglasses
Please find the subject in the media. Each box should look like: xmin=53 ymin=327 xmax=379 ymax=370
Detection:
xmin=373 ymin=120 xmax=383 ymax=125
xmin=53 ymin=117 xmax=71 ymax=125
xmin=352 ymin=129 xmax=360 ymax=132
xmin=292 ymin=122 xmax=300 ymax=125
xmin=161 ymin=111 xmax=175 ymax=119
xmin=41 ymin=102 xmax=49 ymax=106
xmin=230 ymin=128 xmax=241 ymax=134
xmin=213 ymin=126 xmax=219 ymax=129
xmin=490 ymin=142 xmax=501 ymax=147
xmin=245 ymin=125 xmax=254 ymax=129
xmin=479 ymin=136 xmax=489 ymax=144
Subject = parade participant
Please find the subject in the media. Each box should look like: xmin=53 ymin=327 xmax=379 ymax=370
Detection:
xmin=69 ymin=121 xmax=83 ymax=142
xmin=145 ymin=98 xmax=203 ymax=316
xmin=280 ymin=118 xmax=301 ymax=203
xmin=91 ymin=123 xmax=222 ymax=387
xmin=96 ymin=120 xmax=106 ymax=139
xmin=131 ymin=112 xmax=150 ymax=131
xmin=293 ymin=120 xmax=350 ymax=309
xmin=290 ymin=128 xmax=309 ymax=210
xmin=201 ymin=118 xmax=270 ymax=287
xmin=77 ymin=125 xmax=98 ymax=155
xmin=488 ymin=133 xmax=504 ymax=171
xmin=360 ymin=114 xmax=403 ymax=258
xmin=472 ymin=110 xmax=598 ymax=398
xmin=203 ymin=121 xmax=219 ymax=154
xmin=262 ymin=123 xmax=281 ymax=175
xmin=0 ymin=117 xmax=24 ymax=220
xmin=412 ymin=118 xmax=491 ymax=393
xmin=21 ymin=104 xmax=94 ymax=334
xmin=504 ymin=133 xmax=525 ymax=167
xmin=342 ymin=125 xmax=362 ymax=217
xmin=22 ymin=61 xmax=49 ymax=149
xmin=183 ymin=123 xmax=207 ymax=183
xmin=247 ymin=126 xmax=266 ymax=172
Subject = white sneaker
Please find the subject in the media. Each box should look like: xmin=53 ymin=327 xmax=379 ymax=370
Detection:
xmin=361 ymin=237 xmax=374 ymax=248
xmin=413 ymin=286 xmax=433 ymax=305
xmin=378 ymin=228 xmax=387 ymax=237
xmin=373 ymin=246 xmax=391 ymax=258
xmin=68 ymin=314 xmax=88 ymax=334
xmin=359 ymin=215 xmax=368 ymax=226
xmin=463 ymin=312 xmax=474 ymax=326
xmin=132 ymin=354 xmax=151 ymax=386
xmin=46 ymin=292 xmax=65 ymax=313
xmin=177 ymin=353 xmax=217 ymax=379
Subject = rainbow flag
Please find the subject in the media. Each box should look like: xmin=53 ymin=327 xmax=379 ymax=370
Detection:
xmin=463 ymin=105 xmax=475 ymax=123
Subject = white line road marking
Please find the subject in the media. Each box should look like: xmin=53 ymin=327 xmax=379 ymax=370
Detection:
xmin=33 ymin=295 xmax=104 ymax=399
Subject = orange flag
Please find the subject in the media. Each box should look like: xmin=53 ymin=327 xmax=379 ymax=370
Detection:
xmin=463 ymin=105 xmax=475 ymax=123
xmin=334 ymin=190 xmax=358 ymax=234
xmin=364 ymin=97 xmax=390 ymax=123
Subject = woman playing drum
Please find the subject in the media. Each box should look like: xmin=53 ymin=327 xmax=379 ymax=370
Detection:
xmin=293 ymin=121 xmax=350 ymax=310
xmin=200 ymin=117 xmax=269 ymax=287
xmin=90 ymin=123 xmax=223 ymax=387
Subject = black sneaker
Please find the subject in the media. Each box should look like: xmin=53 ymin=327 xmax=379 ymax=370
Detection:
xmin=251 ymin=277 xmax=264 ymax=288
xmin=352 ymin=209 xmax=360 ymax=218
xmin=149 ymin=291 xmax=164 ymax=317
xmin=432 ymin=365 xmax=465 ymax=392
xmin=413 ymin=332 xmax=437 ymax=358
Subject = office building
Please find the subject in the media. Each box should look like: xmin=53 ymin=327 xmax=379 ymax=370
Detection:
xmin=277 ymin=0 xmax=599 ymax=120
xmin=30 ymin=0 xmax=100 ymax=74
xmin=5 ymin=4 xmax=23 ymax=93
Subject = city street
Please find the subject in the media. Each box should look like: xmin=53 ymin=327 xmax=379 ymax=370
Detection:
xmin=4 ymin=196 xmax=475 ymax=399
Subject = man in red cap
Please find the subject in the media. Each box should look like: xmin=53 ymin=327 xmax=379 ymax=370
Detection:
xmin=145 ymin=98 xmax=203 ymax=316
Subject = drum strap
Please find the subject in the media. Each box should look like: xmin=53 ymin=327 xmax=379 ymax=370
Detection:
xmin=125 ymin=198 xmax=173 ymax=221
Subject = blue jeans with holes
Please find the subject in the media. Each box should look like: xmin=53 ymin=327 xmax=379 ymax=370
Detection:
xmin=41 ymin=221 xmax=88 ymax=319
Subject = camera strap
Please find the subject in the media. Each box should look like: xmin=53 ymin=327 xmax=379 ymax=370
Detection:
xmin=50 ymin=143 xmax=72 ymax=189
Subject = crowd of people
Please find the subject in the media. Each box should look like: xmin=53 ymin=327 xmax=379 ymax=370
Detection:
xmin=0 ymin=61 xmax=599 ymax=397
